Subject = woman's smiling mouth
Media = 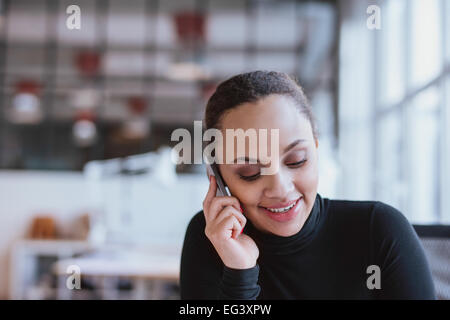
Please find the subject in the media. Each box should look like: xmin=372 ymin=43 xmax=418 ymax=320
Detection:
xmin=259 ymin=197 xmax=303 ymax=222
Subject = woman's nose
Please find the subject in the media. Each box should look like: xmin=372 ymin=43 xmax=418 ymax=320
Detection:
xmin=263 ymin=170 xmax=295 ymax=199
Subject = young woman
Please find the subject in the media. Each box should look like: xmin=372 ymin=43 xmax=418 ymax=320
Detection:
xmin=180 ymin=71 xmax=436 ymax=299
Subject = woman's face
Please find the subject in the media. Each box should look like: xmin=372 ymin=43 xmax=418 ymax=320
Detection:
xmin=218 ymin=94 xmax=319 ymax=237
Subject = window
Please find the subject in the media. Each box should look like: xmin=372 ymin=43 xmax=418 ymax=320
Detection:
xmin=339 ymin=0 xmax=449 ymax=223
xmin=375 ymin=0 xmax=448 ymax=223
xmin=405 ymin=88 xmax=440 ymax=222
xmin=375 ymin=110 xmax=402 ymax=210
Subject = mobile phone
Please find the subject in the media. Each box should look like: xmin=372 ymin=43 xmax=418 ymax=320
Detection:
xmin=206 ymin=163 xmax=231 ymax=197
xmin=206 ymin=163 xmax=246 ymax=236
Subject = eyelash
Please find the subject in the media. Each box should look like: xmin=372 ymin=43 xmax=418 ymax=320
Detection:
xmin=239 ymin=159 xmax=307 ymax=181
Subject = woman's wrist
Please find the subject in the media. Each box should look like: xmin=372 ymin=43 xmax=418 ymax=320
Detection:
xmin=219 ymin=264 xmax=260 ymax=299
xmin=222 ymin=264 xmax=260 ymax=286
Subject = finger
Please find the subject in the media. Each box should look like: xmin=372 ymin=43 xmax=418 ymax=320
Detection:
xmin=215 ymin=206 xmax=247 ymax=230
xmin=208 ymin=196 xmax=242 ymax=221
xmin=215 ymin=215 xmax=242 ymax=240
xmin=203 ymin=175 xmax=217 ymax=221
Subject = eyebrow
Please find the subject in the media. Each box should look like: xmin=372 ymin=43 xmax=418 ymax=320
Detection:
xmin=232 ymin=139 xmax=307 ymax=164
xmin=283 ymin=139 xmax=307 ymax=153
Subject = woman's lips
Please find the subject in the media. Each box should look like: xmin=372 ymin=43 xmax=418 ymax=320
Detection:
xmin=261 ymin=199 xmax=299 ymax=209
xmin=259 ymin=197 xmax=303 ymax=222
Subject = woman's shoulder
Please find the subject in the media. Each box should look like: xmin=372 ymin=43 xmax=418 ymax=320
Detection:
xmin=326 ymin=197 xmax=403 ymax=217
xmin=326 ymin=197 xmax=380 ymax=213
xmin=325 ymin=197 xmax=412 ymax=233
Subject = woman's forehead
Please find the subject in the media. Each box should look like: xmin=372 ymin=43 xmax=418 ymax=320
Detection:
xmin=219 ymin=95 xmax=310 ymax=132
xmin=217 ymin=117 xmax=313 ymax=163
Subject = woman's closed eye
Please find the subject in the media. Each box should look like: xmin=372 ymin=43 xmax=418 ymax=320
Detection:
xmin=238 ymin=165 xmax=260 ymax=181
xmin=239 ymin=171 xmax=261 ymax=181
xmin=287 ymin=158 xmax=307 ymax=168
xmin=238 ymin=158 xmax=307 ymax=181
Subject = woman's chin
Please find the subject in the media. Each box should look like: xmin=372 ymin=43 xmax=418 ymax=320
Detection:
xmin=269 ymin=223 xmax=303 ymax=237
xmin=251 ymin=218 xmax=301 ymax=237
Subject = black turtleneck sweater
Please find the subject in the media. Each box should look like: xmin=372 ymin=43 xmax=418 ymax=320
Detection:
xmin=180 ymin=194 xmax=436 ymax=299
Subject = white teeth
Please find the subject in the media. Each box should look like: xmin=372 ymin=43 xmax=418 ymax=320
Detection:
xmin=265 ymin=201 xmax=296 ymax=213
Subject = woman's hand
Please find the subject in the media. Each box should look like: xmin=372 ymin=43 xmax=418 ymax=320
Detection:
xmin=202 ymin=175 xmax=259 ymax=270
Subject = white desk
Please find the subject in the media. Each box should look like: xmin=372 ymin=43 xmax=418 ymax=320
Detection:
xmin=53 ymin=245 xmax=181 ymax=299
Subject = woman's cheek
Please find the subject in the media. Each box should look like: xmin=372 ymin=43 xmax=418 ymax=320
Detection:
xmin=230 ymin=180 xmax=262 ymax=213
xmin=295 ymin=164 xmax=319 ymax=196
xmin=239 ymin=186 xmax=261 ymax=210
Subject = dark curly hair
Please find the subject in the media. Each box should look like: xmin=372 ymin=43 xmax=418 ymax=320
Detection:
xmin=204 ymin=70 xmax=318 ymax=140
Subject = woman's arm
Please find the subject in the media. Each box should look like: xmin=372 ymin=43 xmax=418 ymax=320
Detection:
xmin=370 ymin=202 xmax=436 ymax=299
xmin=180 ymin=212 xmax=261 ymax=299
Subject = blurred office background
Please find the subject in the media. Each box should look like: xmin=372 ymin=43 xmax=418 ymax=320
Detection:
xmin=0 ymin=0 xmax=449 ymax=299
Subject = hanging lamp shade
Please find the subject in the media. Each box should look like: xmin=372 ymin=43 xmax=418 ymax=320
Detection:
xmin=75 ymin=51 xmax=101 ymax=77
xmin=127 ymin=96 xmax=147 ymax=115
xmin=174 ymin=12 xmax=205 ymax=44
xmin=72 ymin=109 xmax=97 ymax=147
xmin=8 ymin=80 xmax=43 ymax=124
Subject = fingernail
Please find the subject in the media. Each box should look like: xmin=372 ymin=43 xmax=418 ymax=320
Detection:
xmin=239 ymin=206 xmax=243 ymax=213
xmin=240 ymin=228 xmax=244 ymax=234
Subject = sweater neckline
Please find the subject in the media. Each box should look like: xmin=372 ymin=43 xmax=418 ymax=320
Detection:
xmin=245 ymin=193 xmax=325 ymax=255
